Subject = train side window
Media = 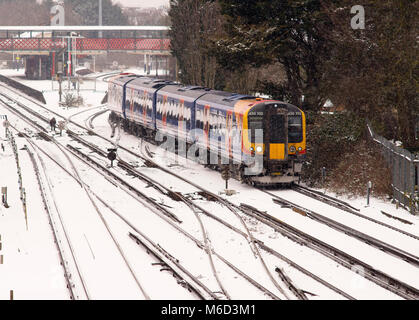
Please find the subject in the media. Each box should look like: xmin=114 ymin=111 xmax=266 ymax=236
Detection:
xmin=186 ymin=108 xmax=191 ymax=129
xmin=172 ymin=101 xmax=176 ymax=122
xmin=170 ymin=101 xmax=174 ymax=123
xmin=148 ymin=96 xmax=152 ymax=117
xmin=169 ymin=101 xmax=173 ymax=122
xmin=172 ymin=101 xmax=176 ymax=121
xmin=140 ymin=95 xmax=143 ymax=113
xmin=196 ymin=109 xmax=201 ymax=129
xmin=138 ymin=94 xmax=142 ymax=114
xmin=175 ymin=101 xmax=179 ymax=120
xmin=157 ymin=98 xmax=162 ymax=118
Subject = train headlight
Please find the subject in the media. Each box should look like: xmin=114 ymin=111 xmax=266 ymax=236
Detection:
xmin=256 ymin=146 xmax=263 ymax=153
xmin=290 ymin=146 xmax=296 ymax=153
xmin=298 ymin=147 xmax=303 ymax=152
xmin=250 ymin=147 xmax=254 ymax=151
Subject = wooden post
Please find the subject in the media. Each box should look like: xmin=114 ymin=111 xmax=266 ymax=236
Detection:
xmin=1 ymin=186 xmax=7 ymax=206
xmin=10 ymin=290 xmax=13 ymax=300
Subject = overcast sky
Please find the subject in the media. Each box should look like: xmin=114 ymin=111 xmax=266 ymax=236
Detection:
xmin=112 ymin=0 xmax=169 ymax=8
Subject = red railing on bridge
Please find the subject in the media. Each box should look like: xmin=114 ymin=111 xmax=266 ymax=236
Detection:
xmin=0 ymin=38 xmax=65 ymax=50
xmin=0 ymin=38 xmax=170 ymax=52
xmin=75 ymin=38 xmax=170 ymax=51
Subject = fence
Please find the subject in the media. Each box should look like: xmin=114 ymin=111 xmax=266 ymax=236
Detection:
xmin=51 ymin=76 xmax=99 ymax=92
xmin=368 ymin=124 xmax=418 ymax=215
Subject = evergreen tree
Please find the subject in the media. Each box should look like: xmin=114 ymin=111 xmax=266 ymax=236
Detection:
xmin=216 ymin=0 xmax=332 ymax=111
xmin=67 ymin=0 xmax=128 ymax=26
xmin=0 ymin=0 xmax=50 ymax=25
xmin=321 ymin=0 xmax=418 ymax=148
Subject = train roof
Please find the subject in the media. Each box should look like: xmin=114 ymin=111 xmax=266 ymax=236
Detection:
xmin=110 ymin=74 xmax=141 ymax=86
xmin=262 ymin=101 xmax=303 ymax=113
xmin=196 ymin=91 xmax=255 ymax=109
xmin=127 ymin=77 xmax=175 ymax=91
xmin=157 ymin=84 xmax=212 ymax=100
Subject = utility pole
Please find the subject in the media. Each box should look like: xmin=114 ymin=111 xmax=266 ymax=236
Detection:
xmin=99 ymin=0 xmax=103 ymax=38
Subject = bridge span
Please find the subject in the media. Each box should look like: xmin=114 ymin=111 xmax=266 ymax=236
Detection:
xmin=0 ymin=26 xmax=171 ymax=79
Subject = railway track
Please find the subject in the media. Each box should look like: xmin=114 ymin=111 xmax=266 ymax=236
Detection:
xmin=64 ymin=139 xmax=283 ymax=300
xmin=238 ymin=203 xmax=419 ymax=300
xmin=2 ymin=106 xmax=152 ymax=299
xmin=0 ymin=89 xmax=289 ymax=299
xmin=63 ymin=119 xmax=418 ymax=299
xmin=89 ymin=193 xmax=216 ymax=300
xmin=129 ymin=140 xmax=419 ymax=300
xmin=25 ymin=148 xmax=78 ymax=299
xmin=10 ymin=127 xmax=90 ymax=300
xmin=292 ymin=185 xmax=419 ymax=241
xmin=86 ymin=109 xmax=109 ymax=129
xmin=65 ymin=130 xmax=358 ymax=300
xmin=0 ymin=93 xmax=224 ymax=299
xmin=264 ymin=190 xmax=419 ymax=267
xmin=2 ymin=81 xmax=417 ymax=299
xmin=18 ymin=128 xmax=216 ymax=300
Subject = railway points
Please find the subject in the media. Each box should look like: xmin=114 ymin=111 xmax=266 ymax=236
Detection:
xmin=0 ymin=65 xmax=418 ymax=301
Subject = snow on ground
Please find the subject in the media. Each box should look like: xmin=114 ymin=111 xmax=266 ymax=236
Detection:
xmin=275 ymin=190 xmax=419 ymax=256
xmin=0 ymin=130 xmax=69 ymax=300
xmin=0 ymin=68 xmax=418 ymax=300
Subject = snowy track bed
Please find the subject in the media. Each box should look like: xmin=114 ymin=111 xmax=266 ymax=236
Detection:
xmin=104 ymin=134 xmax=419 ymax=299
xmin=0 ymin=82 xmax=349 ymax=300
xmin=67 ymin=131 xmax=416 ymax=298
xmin=1 ymin=74 xmax=418 ymax=299
xmin=7 ymin=131 xmax=152 ymax=299
xmin=65 ymin=130 xmax=365 ymax=299
xmin=0 ymin=104 xmax=208 ymax=299
xmin=0 ymin=84 xmax=299 ymax=300
xmin=264 ymin=190 xmax=419 ymax=266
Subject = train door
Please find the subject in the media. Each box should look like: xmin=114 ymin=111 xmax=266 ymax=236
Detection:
xmin=236 ymin=113 xmax=243 ymax=161
xmin=226 ymin=111 xmax=233 ymax=159
xmin=203 ymin=105 xmax=211 ymax=148
xmin=178 ymin=100 xmax=185 ymax=135
xmin=129 ymin=88 xmax=134 ymax=118
xmin=121 ymin=86 xmax=127 ymax=119
xmin=264 ymin=104 xmax=288 ymax=161
xmin=162 ymin=95 xmax=168 ymax=127
xmin=142 ymin=90 xmax=148 ymax=124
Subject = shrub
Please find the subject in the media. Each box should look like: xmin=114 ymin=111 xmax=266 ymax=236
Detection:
xmin=62 ymin=92 xmax=83 ymax=108
xmin=302 ymin=111 xmax=365 ymax=185
xmin=325 ymin=140 xmax=392 ymax=198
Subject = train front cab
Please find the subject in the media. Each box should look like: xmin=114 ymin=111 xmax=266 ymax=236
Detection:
xmin=241 ymin=100 xmax=306 ymax=185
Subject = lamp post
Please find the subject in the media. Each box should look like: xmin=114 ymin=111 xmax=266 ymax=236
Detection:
xmin=99 ymin=0 xmax=103 ymax=38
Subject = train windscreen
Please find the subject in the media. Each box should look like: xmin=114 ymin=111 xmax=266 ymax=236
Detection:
xmin=248 ymin=115 xmax=263 ymax=143
xmin=288 ymin=115 xmax=303 ymax=143
xmin=269 ymin=114 xmax=286 ymax=143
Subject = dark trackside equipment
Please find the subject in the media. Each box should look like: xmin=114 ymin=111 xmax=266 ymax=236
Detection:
xmin=107 ymin=148 xmax=117 ymax=167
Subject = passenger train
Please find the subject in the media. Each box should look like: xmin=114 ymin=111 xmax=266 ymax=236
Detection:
xmin=108 ymin=74 xmax=306 ymax=185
